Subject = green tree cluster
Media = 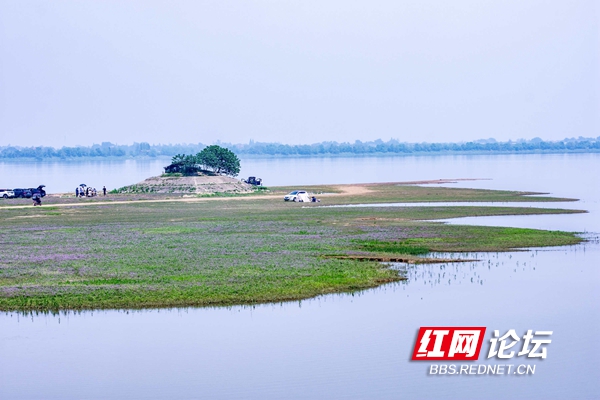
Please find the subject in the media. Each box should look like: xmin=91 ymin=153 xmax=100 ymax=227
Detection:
xmin=197 ymin=145 xmax=240 ymax=176
xmin=166 ymin=145 xmax=240 ymax=177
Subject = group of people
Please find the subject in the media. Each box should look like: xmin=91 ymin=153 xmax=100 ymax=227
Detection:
xmin=30 ymin=185 xmax=108 ymax=206
xmin=75 ymin=186 xmax=107 ymax=197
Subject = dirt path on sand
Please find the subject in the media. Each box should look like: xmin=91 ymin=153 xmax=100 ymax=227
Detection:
xmin=0 ymin=179 xmax=488 ymax=210
xmin=326 ymin=185 xmax=373 ymax=196
xmin=0 ymin=194 xmax=283 ymax=210
xmin=321 ymin=179 xmax=485 ymax=197
xmin=0 ymin=184 xmax=381 ymax=210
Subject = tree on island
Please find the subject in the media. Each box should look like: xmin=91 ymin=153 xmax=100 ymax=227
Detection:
xmin=168 ymin=153 xmax=200 ymax=175
xmin=197 ymin=145 xmax=240 ymax=177
xmin=164 ymin=145 xmax=240 ymax=177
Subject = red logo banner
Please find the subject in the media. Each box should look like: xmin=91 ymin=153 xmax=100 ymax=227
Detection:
xmin=412 ymin=327 xmax=487 ymax=361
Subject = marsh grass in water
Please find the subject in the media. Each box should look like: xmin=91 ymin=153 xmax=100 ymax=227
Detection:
xmin=0 ymin=183 xmax=586 ymax=311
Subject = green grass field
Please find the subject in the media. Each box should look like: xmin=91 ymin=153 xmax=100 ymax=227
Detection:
xmin=0 ymin=183 xmax=585 ymax=311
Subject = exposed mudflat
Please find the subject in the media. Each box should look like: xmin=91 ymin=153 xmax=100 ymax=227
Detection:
xmin=117 ymin=174 xmax=254 ymax=194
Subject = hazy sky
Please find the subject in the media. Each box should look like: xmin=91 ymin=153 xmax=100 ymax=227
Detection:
xmin=1 ymin=1 xmax=598 ymax=147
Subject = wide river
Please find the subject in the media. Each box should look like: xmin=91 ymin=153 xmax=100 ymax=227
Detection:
xmin=1 ymin=153 xmax=599 ymax=399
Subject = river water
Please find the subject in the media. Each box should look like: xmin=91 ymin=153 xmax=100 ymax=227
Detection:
xmin=1 ymin=153 xmax=599 ymax=399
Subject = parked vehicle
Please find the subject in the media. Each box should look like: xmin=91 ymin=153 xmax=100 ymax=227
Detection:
xmin=30 ymin=185 xmax=46 ymax=197
xmin=242 ymin=176 xmax=262 ymax=186
xmin=13 ymin=188 xmax=33 ymax=198
xmin=284 ymin=190 xmax=309 ymax=202
xmin=11 ymin=185 xmax=45 ymax=198
xmin=0 ymin=189 xmax=15 ymax=199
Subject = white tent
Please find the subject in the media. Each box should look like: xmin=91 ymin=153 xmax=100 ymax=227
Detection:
xmin=296 ymin=192 xmax=311 ymax=202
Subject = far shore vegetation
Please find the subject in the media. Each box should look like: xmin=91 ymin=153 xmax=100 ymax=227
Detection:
xmin=1 ymin=136 xmax=598 ymax=160
xmin=0 ymin=183 xmax=586 ymax=312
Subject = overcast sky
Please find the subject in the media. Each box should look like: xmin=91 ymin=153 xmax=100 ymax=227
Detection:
xmin=0 ymin=1 xmax=598 ymax=147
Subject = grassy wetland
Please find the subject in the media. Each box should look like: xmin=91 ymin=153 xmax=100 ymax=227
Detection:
xmin=0 ymin=183 xmax=585 ymax=311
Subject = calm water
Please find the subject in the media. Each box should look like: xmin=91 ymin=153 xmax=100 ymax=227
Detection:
xmin=0 ymin=152 xmax=598 ymax=196
xmin=1 ymin=153 xmax=599 ymax=399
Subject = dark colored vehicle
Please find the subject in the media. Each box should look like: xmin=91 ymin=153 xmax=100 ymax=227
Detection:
xmin=243 ymin=176 xmax=262 ymax=186
xmin=30 ymin=185 xmax=46 ymax=197
xmin=13 ymin=188 xmax=33 ymax=198
xmin=12 ymin=185 xmax=45 ymax=198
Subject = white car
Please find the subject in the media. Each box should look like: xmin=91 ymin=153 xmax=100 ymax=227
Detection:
xmin=284 ymin=190 xmax=308 ymax=202
xmin=0 ymin=189 xmax=15 ymax=199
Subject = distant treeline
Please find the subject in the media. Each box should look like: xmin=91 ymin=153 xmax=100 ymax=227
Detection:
xmin=230 ymin=137 xmax=600 ymax=156
xmin=0 ymin=142 xmax=206 ymax=159
xmin=1 ymin=137 xmax=599 ymax=160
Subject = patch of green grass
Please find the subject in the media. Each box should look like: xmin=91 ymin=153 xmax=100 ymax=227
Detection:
xmin=401 ymin=226 xmax=582 ymax=252
xmin=356 ymin=240 xmax=430 ymax=255
xmin=0 ymin=260 xmax=400 ymax=311
xmin=0 ymin=182 xmax=586 ymax=311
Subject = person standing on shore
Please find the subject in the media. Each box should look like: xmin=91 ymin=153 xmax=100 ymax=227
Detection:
xmin=75 ymin=187 xmax=79 ymax=197
xmin=103 ymin=186 xmax=106 ymax=196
